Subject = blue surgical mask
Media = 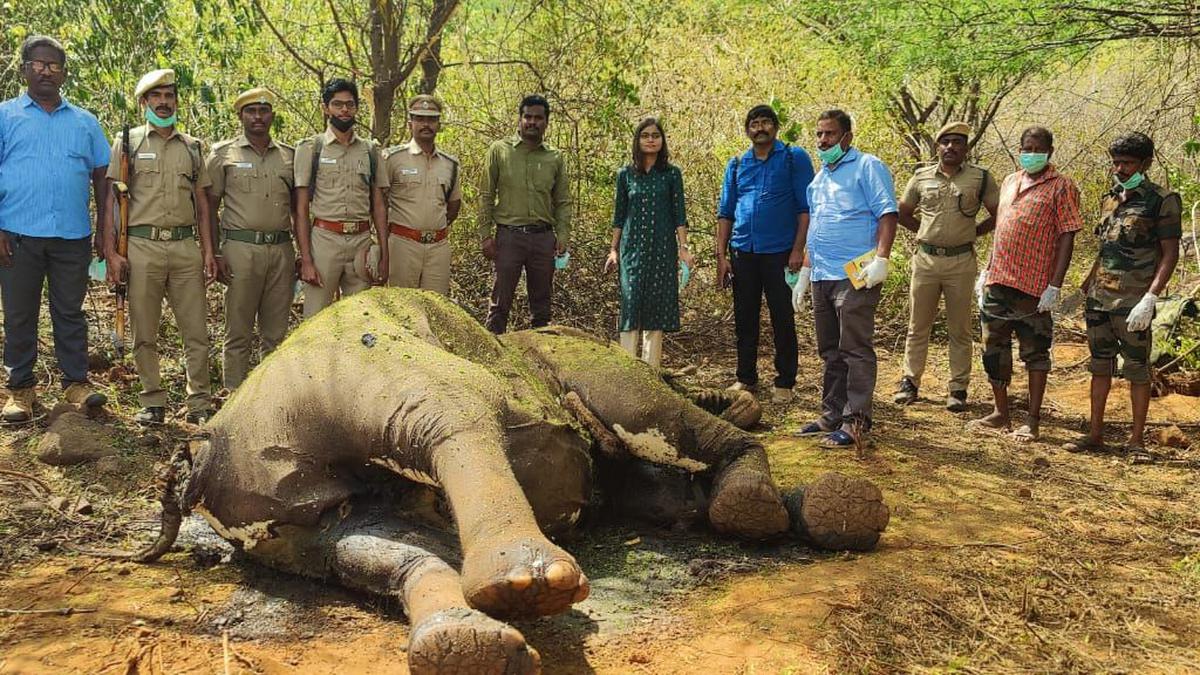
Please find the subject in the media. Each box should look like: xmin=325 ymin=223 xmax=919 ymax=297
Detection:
xmin=679 ymin=261 xmax=691 ymax=290
xmin=784 ymin=269 xmax=800 ymax=288
xmin=818 ymin=143 xmax=846 ymax=166
xmin=1019 ymin=152 xmax=1049 ymax=173
xmin=145 ymin=107 xmax=177 ymax=128
xmin=1116 ymin=171 xmax=1145 ymax=191
xmin=554 ymin=251 xmax=570 ymax=270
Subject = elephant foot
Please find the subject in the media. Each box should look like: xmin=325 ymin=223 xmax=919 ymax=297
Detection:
xmin=708 ymin=460 xmax=789 ymax=540
xmin=408 ymin=607 xmax=541 ymax=675
xmin=461 ymin=536 xmax=590 ymax=619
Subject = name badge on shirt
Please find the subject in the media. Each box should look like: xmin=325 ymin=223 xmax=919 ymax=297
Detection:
xmin=137 ymin=152 xmax=157 ymax=160
xmin=399 ymin=168 xmax=419 ymax=175
xmin=232 ymin=162 xmax=253 ymax=169
xmin=320 ymin=158 xmax=338 ymax=165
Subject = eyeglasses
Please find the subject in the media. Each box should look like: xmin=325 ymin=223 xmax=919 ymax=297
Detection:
xmin=328 ymin=100 xmax=358 ymax=111
xmin=24 ymin=60 xmax=64 ymax=75
xmin=638 ymin=132 xmax=662 ymax=140
xmin=748 ymin=119 xmax=775 ymax=130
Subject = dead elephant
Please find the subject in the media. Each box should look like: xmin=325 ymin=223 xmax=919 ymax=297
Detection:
xmin=133 ymin=289 xmax=888 ymax=674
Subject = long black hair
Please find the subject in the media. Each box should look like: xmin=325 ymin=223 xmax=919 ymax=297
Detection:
xmin=632 ymin=117 xmax=671 ymax=174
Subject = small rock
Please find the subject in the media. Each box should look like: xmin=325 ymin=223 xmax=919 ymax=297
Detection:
xmin=95 ymin=456 xmax=122 ymax=476
xmin=13 ymin=501 xmax=43 ymax=516
xmin=73 ymin=497 xmax=93 ymax=515
xmin=49 ymin=496 xmax=69 ymax=511
xmin=1018 ymin=486 xmax=1033 ymax=499
xmin=361 ymin=333 xmax=377 ymax=348
xmin=117 ymin=567 xmax=131 ymax=576
xmin=1032 ymin=456 xmax=1051 ymax=470
xmin=36 ymin=411 xmax=116 ymax=466
xmin=629 ymin=653 xmax=651 ymax=664
xmin=1155 ymin=425 xmax=1190 ymax=449
xmin=35 ymin=540 xmax=58 ymax=551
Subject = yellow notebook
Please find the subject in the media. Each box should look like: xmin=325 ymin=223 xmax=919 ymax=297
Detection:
xmin=843 ymin=249 xmax=876 ymax=290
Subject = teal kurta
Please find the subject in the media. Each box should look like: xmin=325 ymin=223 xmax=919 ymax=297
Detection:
xmin=612 ymin=164 xmax=687 ymax=332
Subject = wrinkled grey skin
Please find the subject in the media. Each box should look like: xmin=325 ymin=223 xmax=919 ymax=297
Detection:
xmin=152 ymin=288 xmax=882 ymax=674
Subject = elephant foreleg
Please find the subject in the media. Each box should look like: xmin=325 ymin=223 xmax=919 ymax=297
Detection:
xmin=244 ymin=507 xmax=541 ymax=675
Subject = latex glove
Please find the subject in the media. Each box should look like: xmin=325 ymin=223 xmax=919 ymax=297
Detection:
xmin=791 ymin=266 xmax=812 ymax=312
xmin=1037 ymin=285 xmax=1061 ymax=313
xmin=856 ymin=256 xmax=889 ymax=289
xmin=1125 ymin=292 xmax=1157 ymax=332
xmin=975 ymin=270 xmax=988 ymax=310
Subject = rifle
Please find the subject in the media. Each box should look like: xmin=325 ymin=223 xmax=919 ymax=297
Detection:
xmin=111 ymin=124 xmax=131 ymax=356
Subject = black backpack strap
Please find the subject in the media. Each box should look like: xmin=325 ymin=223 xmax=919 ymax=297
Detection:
xmin=308 ymin=136 xmax=324 ymax=203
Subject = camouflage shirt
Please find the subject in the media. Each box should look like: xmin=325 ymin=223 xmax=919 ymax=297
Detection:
xmin=1087 ymin=180 xmax=1182 ymax=313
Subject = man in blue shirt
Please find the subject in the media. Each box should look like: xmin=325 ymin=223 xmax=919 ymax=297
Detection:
xmin=716 ymin=104 xmax=814 ymax=403
xmin=0 ymin=36 xmax=110 ymax=422
xmin=796 ymin=109 xmax=897 ymax=446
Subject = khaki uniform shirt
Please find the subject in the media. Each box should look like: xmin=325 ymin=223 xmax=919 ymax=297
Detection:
xmin=901 ymin=163 xmax=999 ymax=247
xmin=206 ymin=135 xmax=295 ymax=231
xmin=294 ymin=129 xmax=387 ymax=222
xmin=477 ymin=136 xmax=572 ymax=243
xmin=383 ymin=140 xmax=461 ymax=231
xmin=107 ymin=124 xmax=211 ymax=228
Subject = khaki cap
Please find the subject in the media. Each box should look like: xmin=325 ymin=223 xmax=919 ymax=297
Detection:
xmin=407 ymin=94 xmax=443 ymax=117
xmin=233 ymin=87 xmax=275 ymax=113
xmin=935 ymin=121 xmax=971 ymax=142
xmin=135 ymin=68 xmax=176 ymax=99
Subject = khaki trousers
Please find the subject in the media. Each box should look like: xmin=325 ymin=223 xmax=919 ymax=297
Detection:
xmin=387 ymin=234 xmax=450 ymax=295
xmin=127 ymin=236 xmax=211 ymax=412
xmin=901 ymin=250 xmax=976 ymax=392
xmin=221 ymin=238 xmax=296 ymax=389
xmin=619 ymin=329 xmax=663 ymax=368
xmin=303 ymin=226 xmax=372 ymax=318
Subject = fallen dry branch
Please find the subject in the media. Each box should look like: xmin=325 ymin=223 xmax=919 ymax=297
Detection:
xmin=0 ymin=606 xmax=97 ymax=616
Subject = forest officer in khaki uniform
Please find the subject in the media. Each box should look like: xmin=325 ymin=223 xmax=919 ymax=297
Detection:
xmin=893 ymin=121 xmax=999 ymax=412
xmin=294 ymin=78 xmax=388 ymax=318
xmin=206 ymin=88 xmax=296 ymax=389
xmin=383 ymin=95 xmax=462 ymax=294
xmin=103 ymin=68 xmax=215 ymax=425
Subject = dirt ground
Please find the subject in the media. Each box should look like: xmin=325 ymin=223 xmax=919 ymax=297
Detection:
xmin=1 ymin=341 xmax=1198 ymax=674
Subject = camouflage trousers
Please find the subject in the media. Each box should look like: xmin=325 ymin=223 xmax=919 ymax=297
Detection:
xmin=980 ymin=284 xmax=1053 ymax=387
xmin=1085 ymin=301 xmax=1151 ymax=384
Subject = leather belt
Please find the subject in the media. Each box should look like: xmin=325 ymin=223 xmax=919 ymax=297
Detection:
xmin=314 ymin=218 xmax=370 ymax=235
xmin=224 ymin=229 xmax=292 ymax=245
xmin=919 ymin=242 xmax=973 ymax=257
xmin=390 ymin=223 xmax=448 ymax=244
xmin=499 ymin=223 xmax=552 ymax=234
xmin=128 ymin=225 xmax=195 ymax=241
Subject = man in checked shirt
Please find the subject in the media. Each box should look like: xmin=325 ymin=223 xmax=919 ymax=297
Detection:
xmin=972 ymin=126 xmax=1080 ymax=442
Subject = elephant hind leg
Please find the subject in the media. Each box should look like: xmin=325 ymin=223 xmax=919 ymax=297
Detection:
xmin=708 ymin=446 xmax=789 ymax=540
xmin=243 ymin=506 xmax=541 ymax=675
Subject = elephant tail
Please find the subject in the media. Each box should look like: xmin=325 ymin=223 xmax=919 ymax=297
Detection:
xmin=66 ymin=443 xmax=192 ymax=562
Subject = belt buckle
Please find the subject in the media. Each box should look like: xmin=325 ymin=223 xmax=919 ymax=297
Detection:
xmin=342 ymin=222 xmax=357 ymax=234
xmin=158 ymin=228 xmax=172 ymax=241
xmin=420 ymin=230 xmax=437 ymax=244
xmin=261 ymin=232 xmax=277 ymax=244
xmin=935 ymin=246 xmax=946 ymax=256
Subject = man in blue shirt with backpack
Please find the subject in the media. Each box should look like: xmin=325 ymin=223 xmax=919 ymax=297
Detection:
xmin=716 ymin=104 xmax=815 ymax=404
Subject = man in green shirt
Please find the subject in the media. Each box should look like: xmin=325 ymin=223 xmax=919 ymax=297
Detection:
xmin=478 ymin=94 xmax=571 ymax=334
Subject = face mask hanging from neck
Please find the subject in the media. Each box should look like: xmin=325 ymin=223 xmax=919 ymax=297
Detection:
xmin=818 ymin=143 xmax=846 ymax=166
xmin=1116 ymin=171 xmax=1145 ymax=190
xmin=145 ymin=107 xmax=177 ymax=128
xmin=329 ymin=116 xmax=355 ymax=132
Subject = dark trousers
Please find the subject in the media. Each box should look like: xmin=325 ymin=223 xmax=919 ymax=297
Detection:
xmin=812 ymin=279 xmax=881 ymax=431
xmin=485 ymin=227 xmax=555 ymax=334
xmin=0 ymin=233 xmax=91 ymax=389
xmin=731 ymin=249 xmax=797 ymax=388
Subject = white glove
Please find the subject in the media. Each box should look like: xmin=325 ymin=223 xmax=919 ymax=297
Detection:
xmin=856 ymin=256 xmax=889 ymax=289
xmin=791 ymin=266 xmax=812 ymax=312
xmin=1125 ymin=292 xmax=1157 ymax=332
xmin=1037 ymin=285 xmax=1061 ymax=313
xmin=975 ymin=270 xmax=988 ymax=310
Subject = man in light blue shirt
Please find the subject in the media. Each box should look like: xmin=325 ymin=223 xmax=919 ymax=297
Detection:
xmin=0 ymin=35 xmax=110 ymax=421
xmin=795 ymin=109 xmax=897 ymax=447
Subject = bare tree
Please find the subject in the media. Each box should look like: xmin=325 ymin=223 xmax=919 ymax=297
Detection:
xmin=251 ymin=0 xmax=460 ymax=144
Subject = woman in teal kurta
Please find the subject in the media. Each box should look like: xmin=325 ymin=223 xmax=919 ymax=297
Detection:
xmin=605 ymin=118 xmax=695 ymax=367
